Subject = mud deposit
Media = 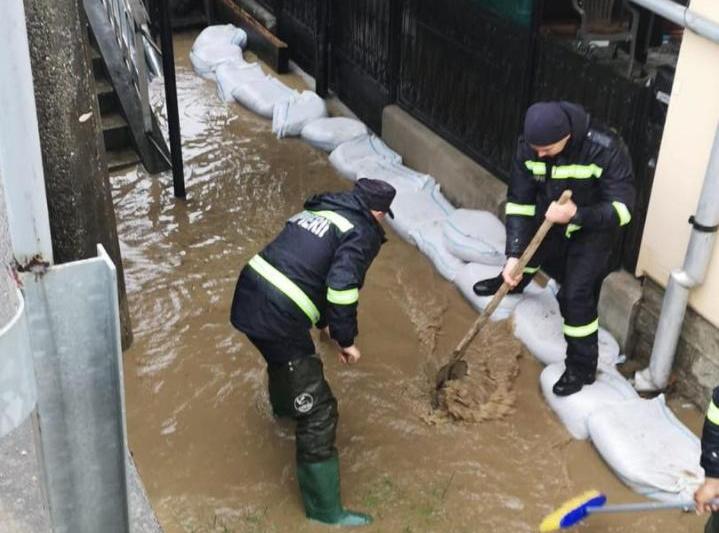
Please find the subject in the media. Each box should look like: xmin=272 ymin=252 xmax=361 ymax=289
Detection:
xmin=432 ymin=320 xmax=522 ymax=424
xmin=116 ymin=32 xmax=704 ymax=532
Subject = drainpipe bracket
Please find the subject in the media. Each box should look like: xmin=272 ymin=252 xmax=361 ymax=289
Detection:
xmin=688 ymin=215 xmax=719 ymax=233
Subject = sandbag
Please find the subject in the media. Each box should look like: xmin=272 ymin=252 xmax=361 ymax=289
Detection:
xmin=512 ymin=287 xmax=621 ymax=367
xmin=231 ymin=77 xmax=298 ymax=118
xmin=443 ymin=209 xmax=506 ymax=266
xmin=300 ymin=117 xmax=368 ymax=152
xmin=409 ymin=221 xmax=465 ymax=281
xmin=453 ymin=262 xmax=544 ymax=320
xmin=328 ymin=135 xmax=402 ymax=181
xmin=272 ymin=91 xmax=328 ymax=138
xmin=587 ymin=395 xmax=703 ymax=502
xmin=539 ymin=362 xmax=639 ymax=440
xmin=190 ymin=43 xmax=244 ymax=80
xmin=193 ymin=24 xmax=248 ymax=50
xmin=215 ymin=61 xmax=265 ymax=102
xmin=355 ymin=159 xmax=435 ymax=194
xmin=385 ymin=184 xmax=454 ymax=243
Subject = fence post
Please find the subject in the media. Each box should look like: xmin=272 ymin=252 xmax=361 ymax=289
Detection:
xmin=315 ymin=0 xmax=330 ymax=97
xmin=388 ymin=0 xmax=403 ymax=102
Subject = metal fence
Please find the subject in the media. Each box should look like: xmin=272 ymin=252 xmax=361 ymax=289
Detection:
xmin=267 ymin=0 xmax=667 ymax=271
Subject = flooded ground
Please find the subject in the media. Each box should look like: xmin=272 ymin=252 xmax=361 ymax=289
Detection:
xmin=116 ymin=32 xmax=705 ymax=532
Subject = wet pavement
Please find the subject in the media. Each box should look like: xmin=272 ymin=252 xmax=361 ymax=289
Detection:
xmin=114 ymin=32 xmax=705 ymax=532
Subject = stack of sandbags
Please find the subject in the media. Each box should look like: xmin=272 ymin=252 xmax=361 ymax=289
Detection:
xmin=190 ymin=24 xmax=247 ymax=80
xmin=272 ymin=91 xmax=328 ymax=138
xmin=301 ymin=117 xmax=368 ymax=152
xmin=539 ymin=363 xmax=639 ymax=439
xmin=355 ymin=159 xmax=435 ymax=194
xmin=329 ymin=135 xmax=402 ymax=180
xmin=231 ymin=77 xmax=299 ymax=118
xmin=587 ymin=395 xmax=704 ymax=502
xmin=453 ymin=262 xmax=545 ymax=320
xmin=512 ymin=287 xmax=621 ymax=367
xmin=385 ymin=184 xmax=454 ymax=243
xmin=409 ymin=220 xmax=465 ymax=281
xmin=215 ymin=60 xmax=265 ymax=102
xmin=442 ymin=209 xmax=506 ymax=266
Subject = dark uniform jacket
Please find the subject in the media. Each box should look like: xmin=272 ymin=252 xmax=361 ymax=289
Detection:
xmin=230 ymin=190 xmax=385 ymax=349
xmin=702 ymin=387 xmax=719 ymax=478
xmin=505 ymin=102 xmax=635 ymax=257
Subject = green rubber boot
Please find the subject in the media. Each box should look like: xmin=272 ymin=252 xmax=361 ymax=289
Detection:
xmin=297 ymin=455 xmax=373 ymax=527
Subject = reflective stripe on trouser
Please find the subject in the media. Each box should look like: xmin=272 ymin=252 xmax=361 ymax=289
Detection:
xmin=519 ymin=225 xmax=614 ymax=377
xmin=557 ymin=231 xmax=613 ymax=378
xmin=265 ymin=355 xmax=338 ymax=464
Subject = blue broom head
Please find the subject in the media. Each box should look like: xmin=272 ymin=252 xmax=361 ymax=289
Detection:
xmin=539 ymin=490 xmax=607 ymax=531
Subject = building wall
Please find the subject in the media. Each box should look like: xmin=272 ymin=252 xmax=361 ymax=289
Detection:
xmin=636 ymin=0 xmax=719 ymax=328
xmin=0 ymin=170 xmax=18 ymax=328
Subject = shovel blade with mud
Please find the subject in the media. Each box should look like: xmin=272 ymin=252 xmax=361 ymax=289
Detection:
xmin=433 ymin=190 xmax=573 ymax=401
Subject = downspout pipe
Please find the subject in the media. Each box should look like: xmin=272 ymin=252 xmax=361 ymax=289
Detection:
xmin=629 ymin=0 xmax=719 ymax=43
xmin=635 ymin=121 xmax=719 ymax=390
xmin=630 ymin=0 xmax=719 ymax=391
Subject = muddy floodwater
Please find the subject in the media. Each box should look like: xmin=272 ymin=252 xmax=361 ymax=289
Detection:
xmin=116 ymin=32 xmax=704 ymax=532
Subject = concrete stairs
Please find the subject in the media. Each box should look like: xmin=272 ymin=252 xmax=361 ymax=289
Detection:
xmin=90 ymin=45 xmax=141 ymax=171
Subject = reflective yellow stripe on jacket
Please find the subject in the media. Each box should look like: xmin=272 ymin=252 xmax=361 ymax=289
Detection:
xmin=524 ymin=161 xmax=603 ymax=180
xmin=327 ymin=287 xmax=359 ymax=305
xmin=248 ymin=255 xmax=320 ymax=324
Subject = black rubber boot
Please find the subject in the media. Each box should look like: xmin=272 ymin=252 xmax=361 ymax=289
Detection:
xmin=552 ymin=367 xmax=596 ymax=396
xmin=267 ymin=364 xmax=293 ymax=418
xmin=472 ymin=273 xmax=533 ymax=297
xmin=297 ymin=454 xmax=373 ymax=527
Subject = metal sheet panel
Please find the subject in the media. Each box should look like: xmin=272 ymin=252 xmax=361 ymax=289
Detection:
xmin=22 ymin=245 xmax=129 ymax=533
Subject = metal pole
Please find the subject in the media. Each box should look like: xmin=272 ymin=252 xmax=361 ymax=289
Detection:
xmin=158 ymin=0 xmax=186 ymax=198
xmin=628 ymin=0 xmax=719 ymax=391
xmin=314 ymin=0 xmax=329 ymax=97
xmin=629 ymin=0 xmax=719 ymax=44
xmin=0 ymin=0 xmax=53 ymax=265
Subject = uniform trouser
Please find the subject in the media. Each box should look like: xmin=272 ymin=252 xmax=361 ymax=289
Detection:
xmin=706 ymin=512 xmax=719 ymax=533
xmin=247 ymin=334 xmax=339 ymax=464
xmin=520 ymin=226 xmax=614 ymax=378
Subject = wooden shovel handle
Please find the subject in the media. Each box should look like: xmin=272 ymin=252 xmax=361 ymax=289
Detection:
xmin=448 ymin=190 xmax=573 ymax=364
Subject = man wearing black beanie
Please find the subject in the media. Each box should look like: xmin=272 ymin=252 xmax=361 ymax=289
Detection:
xmin=473 ymin=101 xmax=635 ymax=396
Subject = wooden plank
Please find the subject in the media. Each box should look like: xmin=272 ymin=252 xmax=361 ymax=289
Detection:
xmin=213 ymin=0 xmax=289 ymax=73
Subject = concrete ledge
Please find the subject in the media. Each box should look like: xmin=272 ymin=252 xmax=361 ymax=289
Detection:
xmin=598 ymin=270 xmax=642 ymax=354
xmin=634 ymin=278 xmax=719 ymax=407
xmin=381 ymin=105 xmax=507 ymax=216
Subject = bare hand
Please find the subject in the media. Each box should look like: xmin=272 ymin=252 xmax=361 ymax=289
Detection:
xmin=502 ymin=257 xmax=522 ymax=287
xmin=338 ymin=344 xmax=361 ymax=365
xmin=545 ymin=198 xmax=577 ymax=224
xmin=695 ymin=477 xmax=719 ymax=514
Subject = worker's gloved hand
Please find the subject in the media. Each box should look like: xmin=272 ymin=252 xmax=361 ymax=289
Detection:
xmin=545 ymin=198 xmax=577 ymax=224
xmin=320 ymin=326 xmax=330 ymax=338
xmin=502 ymin=257 xmax=523 ymax=287
xmin=694 ymin=477 xmax=719 ymax=513
xmin=338 ymin=345 xmax=361 ymax=365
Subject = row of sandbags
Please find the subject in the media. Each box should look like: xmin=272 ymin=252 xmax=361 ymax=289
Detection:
xmin=190 ymin=25 xmax=703 ymax=502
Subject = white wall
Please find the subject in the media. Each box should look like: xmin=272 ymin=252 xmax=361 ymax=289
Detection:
xmin=636 ymin=0 xmax=719 ymax=328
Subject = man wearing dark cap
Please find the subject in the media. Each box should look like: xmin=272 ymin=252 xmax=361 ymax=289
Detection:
xmin=473 ymin=101 xmax=635 ymax=396
xmin=229 ymin=178 xmax=395 ymax=527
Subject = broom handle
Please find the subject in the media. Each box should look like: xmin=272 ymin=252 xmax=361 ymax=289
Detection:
xmin=590 ymin=498 xmax=719 ymax=514
xmin=449 ymin=190 xmax=573 ymax=364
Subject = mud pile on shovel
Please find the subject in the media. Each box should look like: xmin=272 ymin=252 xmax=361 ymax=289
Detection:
xmin=430 ymin=320 xmax=523 ymax=423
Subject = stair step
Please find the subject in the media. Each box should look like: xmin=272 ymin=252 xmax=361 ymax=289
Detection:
xmin=102 ymin=112 xmax=132 ymax=150
xmin=95 ymin=78 xmax=120 ymax=114
xmin=107 ymin=147 xmax=140 ymax=171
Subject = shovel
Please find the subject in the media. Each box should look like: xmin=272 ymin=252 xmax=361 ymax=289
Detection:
xmin=434 ymin=190 xmax=573 ymax=394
